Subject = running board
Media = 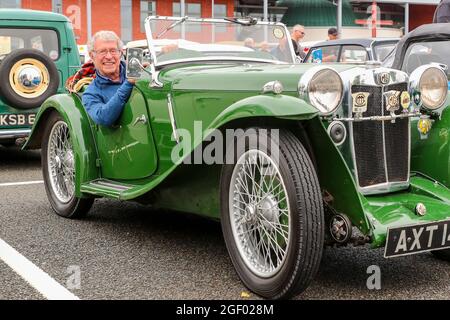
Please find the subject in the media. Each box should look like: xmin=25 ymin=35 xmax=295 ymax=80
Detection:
xmin=80 ymin=179 xmax=137 ymax=199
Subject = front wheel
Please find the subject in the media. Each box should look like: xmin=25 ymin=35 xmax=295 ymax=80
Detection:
xmin=220 ymin=128 xmax=324 ymax=299
xmin=42 ymin=112 xmax=93 ymax=218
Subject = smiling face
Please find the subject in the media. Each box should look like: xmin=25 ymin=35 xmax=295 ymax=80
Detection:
xmin=89 ymin=39 xmax=122 ymax=81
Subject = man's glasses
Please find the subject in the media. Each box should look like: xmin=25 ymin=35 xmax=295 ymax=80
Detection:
xmin=93 ymin=48 xmax=121 ymax=57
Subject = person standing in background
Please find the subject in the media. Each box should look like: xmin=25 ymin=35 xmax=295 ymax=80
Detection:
xmin=327 ymin=27 xmax=339 ymax=40
xmin=291 ymin=24 xmax=306 ymax=59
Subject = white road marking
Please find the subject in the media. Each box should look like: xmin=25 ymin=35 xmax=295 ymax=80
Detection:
xmin=0 ymin=239 xmax=80 ymax=300
xmin=0 ymin=180 xmax=44 ymax=187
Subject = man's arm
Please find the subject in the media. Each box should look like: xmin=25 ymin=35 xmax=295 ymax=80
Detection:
xmin=82 ymin=81 xmax=134 ymax=126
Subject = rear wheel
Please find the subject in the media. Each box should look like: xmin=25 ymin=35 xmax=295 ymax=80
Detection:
xmin=220 ymin=128 xmax=324 ymax=299
xmin=42 ymin=112 xmax=93 ymax=218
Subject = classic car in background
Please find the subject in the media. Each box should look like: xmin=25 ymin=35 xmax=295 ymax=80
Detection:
xmin=25 ymin=16 xmax=450 ymax=299
xmin=383 ymin=23 xmax=450 ymax=74
xmin=304 ymin=38 xmax=399 ymax=63
xmin=0 ymin=9 xmax=80 ymax=147
xmin=383 ymin=23 xmax=450 ymax=262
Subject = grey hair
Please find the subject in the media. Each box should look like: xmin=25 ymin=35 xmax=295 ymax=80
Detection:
xmin=292 ymin=24 xmax=304 ymax=31
xmin=88 ymin=30 xmax=123 ymax=52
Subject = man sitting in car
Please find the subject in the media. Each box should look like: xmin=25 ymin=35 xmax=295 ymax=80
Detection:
xmin=82 ymin=30 xmax=136 ymax=127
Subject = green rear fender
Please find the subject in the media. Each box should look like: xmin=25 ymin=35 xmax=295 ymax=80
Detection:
xmin=23 ymin=94 xmax=98 ymax=196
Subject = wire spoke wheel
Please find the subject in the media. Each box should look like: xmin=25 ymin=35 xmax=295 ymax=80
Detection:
xmin=47 ymin=120 xmax=75 ymax=203
xmin=230 ymin=149 xmax=290 ymax=278
xmin=220 ymin=128 xmax=324 ymax=299
xmin=42 ymin=113 xmax=93 ymax=219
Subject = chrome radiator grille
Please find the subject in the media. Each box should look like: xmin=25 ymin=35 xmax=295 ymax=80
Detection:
xmin=350 ymin=82 xmax=409 ymax=190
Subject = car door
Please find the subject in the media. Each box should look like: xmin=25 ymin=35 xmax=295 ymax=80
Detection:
xmin=94 ymin=87 xmax=158 ymax=180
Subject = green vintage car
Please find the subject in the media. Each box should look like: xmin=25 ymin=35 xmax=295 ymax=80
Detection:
xmin=0 ymin=9 xmax=80 ymax=146
xmin=383 ymin=23 xmax=450 ymax=261
xmin=24 ymin=17 xmax=450 ymax=299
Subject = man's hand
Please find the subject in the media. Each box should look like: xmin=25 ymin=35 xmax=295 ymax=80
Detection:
xmin=126 ymin=62 xmax=150 ymax=85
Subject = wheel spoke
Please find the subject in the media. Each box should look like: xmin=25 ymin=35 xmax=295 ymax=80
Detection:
xmin=47 ymin=121 xmax=75 ymax=204
xmin=229 ymin=149 xmax=290 ymax=278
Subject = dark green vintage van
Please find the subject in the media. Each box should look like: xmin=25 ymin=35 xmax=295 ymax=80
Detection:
xmin=0 ymin=9 xmax=80 ymax=146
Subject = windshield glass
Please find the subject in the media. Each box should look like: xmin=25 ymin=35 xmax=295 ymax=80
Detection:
xmin=402 ymin=40 xmax=450 ymax=77
xmin=145 ymin=16 xmax=295 ymax=66
xmin=373 ymin=42 xmax=397 ymax=62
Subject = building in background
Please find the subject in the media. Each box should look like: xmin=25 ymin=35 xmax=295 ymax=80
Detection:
xmin=0 ymin=0 xmax=440 ymax=45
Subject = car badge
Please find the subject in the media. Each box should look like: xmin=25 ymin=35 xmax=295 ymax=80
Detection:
xmin=273 ymin=28 xmax=284 ymax=39
xmin=351 ymin=92 xmax=370 ymax=113
xmin=417 ymin=116 xmax=432 ymax=138
xmin=384 ymin=90 xmax=401 ymax=112
xmin=400 ymin=91 xmax=411 ymax=111
xmin=378 ymin=72 xmax=390 ymax=85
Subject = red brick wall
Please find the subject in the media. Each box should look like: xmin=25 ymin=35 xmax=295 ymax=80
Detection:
xmin=22 ymin=0 xmax=52 ymax=11
xmin=132 ymin=0 xmax=234 ymax=41
xmin=63 ymin=0 xmax=87 ymax=44
xmin=23 ymin=0 xmax=234 ymax=44
xmin=409 ymin=5 xmax=437 ymax=31
xmin=91 ymin=0 xmax=121 ymax=41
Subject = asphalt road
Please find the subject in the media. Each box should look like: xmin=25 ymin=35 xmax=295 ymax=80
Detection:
xmin=1 ymin=146 xmax=450 ymax=300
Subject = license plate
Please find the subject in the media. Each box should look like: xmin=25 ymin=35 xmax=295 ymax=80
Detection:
xmin=0 ymin=114 xmax=35 ymax=127
xmin=385 ymin=220 xmax=450 ymax=258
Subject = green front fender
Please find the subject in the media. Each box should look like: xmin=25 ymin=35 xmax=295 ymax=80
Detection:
xmin=209 ymin=94 xmax=319 ymax=129
xmin=23 ymin=94 xmax=98 ymax=197
xmin=411 ymin=106 xmax=450 ymax=187
xmin=210 ymin=96 xmax=372 ymax=234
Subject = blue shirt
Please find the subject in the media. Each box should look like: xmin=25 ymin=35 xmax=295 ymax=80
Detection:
xmin=82 ymin=61 xmax=134 ymax=126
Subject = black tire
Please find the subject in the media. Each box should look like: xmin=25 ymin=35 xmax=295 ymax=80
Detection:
xmin=431 ymin=249 xmax=450 ymax=261
xmin=42 ymin=112 xmax=93 ymax=218
xmin=0 ymin=49 xmax=59 ymax=109
xmin=220 ymin=128 xmax=324 ymax=299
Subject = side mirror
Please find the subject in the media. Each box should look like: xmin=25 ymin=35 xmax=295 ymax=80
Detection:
xmin=126 ymin=47 xmax=144 ymax=79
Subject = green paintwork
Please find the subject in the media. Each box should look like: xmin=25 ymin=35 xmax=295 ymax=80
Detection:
xmin=95 ymin=87 xmax=158 ymax=180
xmin=25 ymin=94 xmax=98 ymax=197
xmin=365 ymin=175 xmax=450 ymax=247
xmin=411 ymin=96 xmax=450 ymax=187
xmin=305 ymin=117 xmax=371 ymax=234
xmin=0 ymin=9 xmax=80 ymax=134
xmin=24 ymin=57 xmax=450 ymax=249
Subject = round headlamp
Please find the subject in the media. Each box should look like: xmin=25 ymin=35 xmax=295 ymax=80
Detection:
xmin=410 ymin=65 xmax=448 ymax=111
xmin=299 ymin=66 xmax=344 ymax=115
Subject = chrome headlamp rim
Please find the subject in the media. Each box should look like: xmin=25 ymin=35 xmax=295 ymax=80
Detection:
xmin=409 ymin=63 xmax=448 ymax=111
xmin=298 ymin=65 xmax=344 ymax=116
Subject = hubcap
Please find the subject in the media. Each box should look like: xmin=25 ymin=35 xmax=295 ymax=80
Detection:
xmin=47 ymin=121 xmax=75 ymax=203
xmin=229 ymin=149 xmax=291 ymax=278
xmin=9 ymin=58 xmax=49 ymax=98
